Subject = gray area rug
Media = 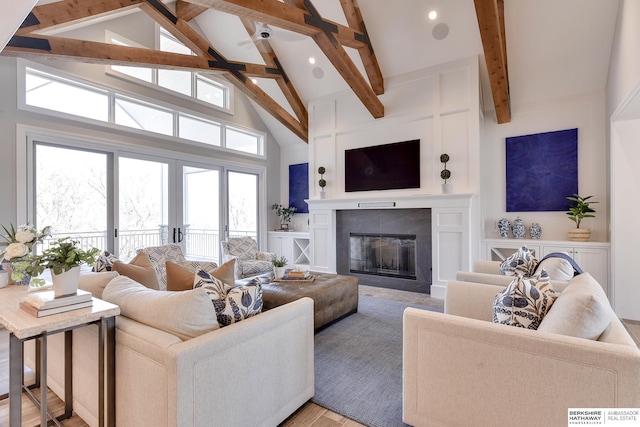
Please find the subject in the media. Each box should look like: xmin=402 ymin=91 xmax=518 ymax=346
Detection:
xmin=312 ymin=295 xmax=442 ymax=427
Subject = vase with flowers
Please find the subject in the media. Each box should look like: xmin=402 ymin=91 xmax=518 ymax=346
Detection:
xmin=0 ymin=223 xmax=52 ymax=285
xmin=271 ymin=204 xmax=297 ymax=230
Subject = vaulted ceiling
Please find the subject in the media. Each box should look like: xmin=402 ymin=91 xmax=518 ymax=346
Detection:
xmin=0 ymin=0 xmax=619 ymax=146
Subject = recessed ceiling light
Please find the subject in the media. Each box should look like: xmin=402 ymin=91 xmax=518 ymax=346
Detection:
xmin=428 ymin=10 xmax=438 ymax=20
xmin=309 ymin=57 xmax=316 ymax=64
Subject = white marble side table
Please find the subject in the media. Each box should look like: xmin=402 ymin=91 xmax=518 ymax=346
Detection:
xmin=0 ymin=284 xmax=119 ymax=426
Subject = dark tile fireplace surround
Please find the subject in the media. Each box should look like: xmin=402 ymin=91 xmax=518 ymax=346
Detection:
xmin=336 ymin=208 xmax=432 ymax=294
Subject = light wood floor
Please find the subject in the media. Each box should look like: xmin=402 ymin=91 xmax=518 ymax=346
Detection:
xmin=1 ymin=285 xmax=638 ymax=427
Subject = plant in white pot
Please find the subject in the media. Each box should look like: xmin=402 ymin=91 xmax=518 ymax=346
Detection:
xmin=13 ymin=237 xmax=100 ymax=296
xmin=272 ymin=255 xmax=287 ymax=279
xmin=566 ymin=194 xmax=598 ymax=241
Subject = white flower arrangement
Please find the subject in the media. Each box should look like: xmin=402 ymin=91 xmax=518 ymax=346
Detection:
xmin=0 ymin=223 xmax=52 ymax=261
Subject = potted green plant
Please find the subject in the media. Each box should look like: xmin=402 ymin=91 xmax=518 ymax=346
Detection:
xmin=566 ymin=194 xmax=598 ymax=241
xmin=272 ymin=255 xmax=287 ymax=278
xmin=440 ymin=154 xmax=452 ymax=194
xmin=13 ymin=237 xmax=100 ymax=296
xmin=271 ymin=203 xmax=297 ymax=230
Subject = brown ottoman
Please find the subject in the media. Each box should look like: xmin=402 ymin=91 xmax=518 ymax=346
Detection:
xmin=261 ymin=273 xmax=358 ymax=330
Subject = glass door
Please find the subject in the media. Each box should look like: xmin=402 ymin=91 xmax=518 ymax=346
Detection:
xmin=34 ymin=143 xmax=111 ymax=252
xmin=227 ymin=171 xmax=258 ymax=240
xmin=117 ymin=156 xmax=171 ymax=261
xmin=180 ymin=165 xmax=221 ymax=261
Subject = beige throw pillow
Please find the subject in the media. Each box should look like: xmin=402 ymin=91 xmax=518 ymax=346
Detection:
xmin=112 ymin=252 xmax=160 ymax=290
xmin=102 ymin=275 xmax=219 ymax=340
xmin=166 ymin=259 xmax=236 ymax=291
xmin=537 ymin=273 xmax=612 ymax=340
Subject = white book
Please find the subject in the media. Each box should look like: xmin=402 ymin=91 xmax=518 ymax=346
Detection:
xmin=23 ymin=288 xmax=92 ymax=310
xmin=20 ymin=300 xmax=93 ymax=318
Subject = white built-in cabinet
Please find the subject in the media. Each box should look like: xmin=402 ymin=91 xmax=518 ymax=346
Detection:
xmin=268 ymin=231 xmax=311 ymax=268
xmin=482 ymin=239 xmax=610 ymax=296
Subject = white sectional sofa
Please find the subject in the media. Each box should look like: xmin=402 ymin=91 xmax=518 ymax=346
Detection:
xmin=455 ymin=259 xmax=572 ymax=291
xmin=403 ymin=273 xmax=640 ymax=427
xmin=26 ymin=272 xmax=315 ymax=427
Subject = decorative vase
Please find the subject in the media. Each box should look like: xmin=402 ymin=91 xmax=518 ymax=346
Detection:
xmin=441 ymin=183 xmax=452 ymax=194
xmin=568 ymin=228 xmax=591 ymax=242
xmin=1 ymin=259 xmax=31 ymax=286
xmin=529 ymin=223 xmax=542 ymax=239
xmin=320 ymin=189 xmax=326 ymax=199
xmin=497 ymin=218 xmax=511 ymax=238
xmin=512 ymin=217 xmax=526 ymax=239
xmin=51 ymin=266 xmax=81 ymax=297
xmin=274 ymin=266 xmax=286 ymax=279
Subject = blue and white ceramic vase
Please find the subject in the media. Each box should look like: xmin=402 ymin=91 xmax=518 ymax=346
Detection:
xmin=512 ymin=217 xmax=526 ymax=239
xmin=529 ymin=223 xmax=542 ymax=239
xmin=498 ymin=218 xmax=511 ymax=238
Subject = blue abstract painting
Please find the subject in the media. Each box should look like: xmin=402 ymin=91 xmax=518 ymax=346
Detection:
xmin=289 ymin=163 xmax=309 ymax=213
xmin=506 ymin=128 xmax=578 ymax=212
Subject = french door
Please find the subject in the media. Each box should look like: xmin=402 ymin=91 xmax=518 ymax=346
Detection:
xmin=30 ymin=140 xmax=262 ymax=264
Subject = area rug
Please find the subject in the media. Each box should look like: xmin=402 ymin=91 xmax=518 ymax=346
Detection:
xmin=312 ymin=295 xmax=443 ymax=427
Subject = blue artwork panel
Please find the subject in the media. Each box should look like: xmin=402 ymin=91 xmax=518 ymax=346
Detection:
xmin=289 ymin=163 xmax=309 ymax=213
xmin=506 ymin=128 xmax=578 ymax=212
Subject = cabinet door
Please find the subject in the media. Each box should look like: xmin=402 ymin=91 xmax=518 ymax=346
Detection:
xmin=268 ymin=234 xmax=284 ymax=257
xmin=542 ymin=245 xmax=609 ymax=295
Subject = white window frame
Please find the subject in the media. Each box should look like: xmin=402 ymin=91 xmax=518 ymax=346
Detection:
xmin=105 ymin=29 xmax=234 ymax=115
xmin=17 ymin=59 xmax=265 ymax=159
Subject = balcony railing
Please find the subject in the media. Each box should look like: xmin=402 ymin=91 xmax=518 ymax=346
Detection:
xmin=43 ymin=227 xmax=257 ymax=262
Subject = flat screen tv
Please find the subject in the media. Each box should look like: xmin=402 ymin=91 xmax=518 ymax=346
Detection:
xmin=345 ymin=139 xmax=420 ymax=192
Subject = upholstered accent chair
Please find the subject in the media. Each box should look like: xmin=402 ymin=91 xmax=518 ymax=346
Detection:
xmin=221 ymin=236 xmax=275 ymax=279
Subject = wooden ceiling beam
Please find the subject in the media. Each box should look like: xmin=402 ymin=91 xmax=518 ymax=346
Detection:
xmin=240 ymin=17 xmax=308 ymax=130
xmin=176 ymin=1 xmax=208 ymax=22
xmin=185 ymin=0 xmax=383 ymax=118
xmin=16 ymin=0 xmax=144 ymax=35
xmin=474 ymin=0 xmax=511 ymax=123
xmin=339 ymin=0 xmax=383 ymax=95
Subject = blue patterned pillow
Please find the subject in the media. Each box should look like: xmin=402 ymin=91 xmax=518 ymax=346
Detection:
xmin=499 ymin=246 xmax=539 ymax=276
xmin=493 ymin=269 xmax=557 ymax=329
xmin=195 ymin=270 xmax=263 ymax=327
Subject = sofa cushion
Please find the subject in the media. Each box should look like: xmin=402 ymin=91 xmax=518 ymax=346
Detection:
xmin=78 ymin=270 xmax=120 ymax=299
xmin=112 ymin=252 xmax=160 ymax=290
xmin=195 ymin=272 xmax=263 ymax=327
xmin=166 ymin=259 xmax=235 ymax=291
xmin=538 ymin=273 xmax=612 ymax=340
xmin=102 ymin=275 xmax=219 ymax=340
xmin=493 ymin=269 xmax=557 ymax=329
xmin=533 ymin=254 xmax=575 ymax=281
xmin=499 ymin=246 xmax=538 ymax=276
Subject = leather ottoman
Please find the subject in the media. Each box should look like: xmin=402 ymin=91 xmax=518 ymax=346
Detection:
xmin=261 ymin=273 xmax=358 ymax=330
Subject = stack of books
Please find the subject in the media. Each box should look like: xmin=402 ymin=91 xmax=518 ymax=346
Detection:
xmin=20 ymin=289 xmax=93 ymax=318
xmin=280 ymin=269 xmax=313 ymax=281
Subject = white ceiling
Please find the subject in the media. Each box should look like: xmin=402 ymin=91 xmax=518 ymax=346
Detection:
xmin=21 ymin=0 xmax=620 ymax=145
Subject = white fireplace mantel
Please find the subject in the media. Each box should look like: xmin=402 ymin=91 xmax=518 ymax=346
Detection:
xmin=306 ymin=193 xmax=477 ymax=299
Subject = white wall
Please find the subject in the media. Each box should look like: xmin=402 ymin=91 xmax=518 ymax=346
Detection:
xmin=607 ymin=0 xmax=640 ymax=320
xmin=308 ymin=56 xmax=481 ymax=201
xmin=481 ymin=91 xmax=609 ymax=243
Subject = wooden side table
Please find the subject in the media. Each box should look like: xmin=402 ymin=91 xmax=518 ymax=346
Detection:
xmin=0 ymin=284 xmax=120 ymax=427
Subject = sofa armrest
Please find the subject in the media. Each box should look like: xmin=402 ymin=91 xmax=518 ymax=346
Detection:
xmin=168 ymin=297 xmax=314 ymax=427
xmin=472 ymin=259 xmax=501 ymax=274
xmin=456 ymin=271 xmax=570 ymax=292
xmin=445 ymin=280 xmax=504 ymax=321
xmin=403 ymin=307 xmax=640 ymax=427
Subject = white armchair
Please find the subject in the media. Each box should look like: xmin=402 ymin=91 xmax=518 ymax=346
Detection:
xmin=221 ymin=236 xmax=275 ymax=279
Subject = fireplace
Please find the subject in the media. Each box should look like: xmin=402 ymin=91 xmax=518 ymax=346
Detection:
xmin=336 ymin=208 xmax=431 ymax=294
xmin=349 ymin=233 xmax=416 ymax=279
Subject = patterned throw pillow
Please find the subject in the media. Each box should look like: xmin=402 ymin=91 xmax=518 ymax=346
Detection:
xmin=499 ymin=246 xmax=539 ymax=276
xmin=493 ymin=269 xmax=557 ymax=329
xmin=195 ymin=270 xmax=263 ymax=327
xmin=92 ymin=250 xmax=120 ymax=272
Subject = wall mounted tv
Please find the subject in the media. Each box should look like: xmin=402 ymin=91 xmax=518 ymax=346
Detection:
xmin=345 ymin=139 xmax=420 ymax=192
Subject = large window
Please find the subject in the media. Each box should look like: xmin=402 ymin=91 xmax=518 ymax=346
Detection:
xmin=108 ymin=29 xmax=228 ymax=110
xmin=26 ymin=137 xmax=264 ymax=263
xmin=22 ymin=63 xmax=265 ymax=157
